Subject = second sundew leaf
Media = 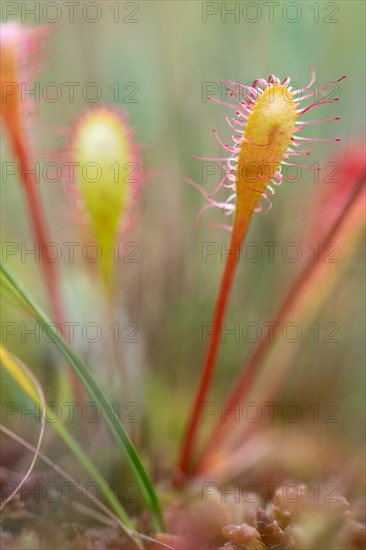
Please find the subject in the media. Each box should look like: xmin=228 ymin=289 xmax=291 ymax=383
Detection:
xmin=73 ymin=108 xmax=139 ymax=289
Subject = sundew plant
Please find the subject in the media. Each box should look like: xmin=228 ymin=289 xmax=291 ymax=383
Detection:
xmin=0 ymin=3 xmax=365 ymax=550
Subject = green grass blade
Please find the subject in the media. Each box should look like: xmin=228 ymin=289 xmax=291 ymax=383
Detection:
xmin=53 ymin=422 xmax=138 ymax=533
xmin=0 ymin=261 xmax=163 ymax=531
xmin=0 ymin=345 xmax=138 ymax=540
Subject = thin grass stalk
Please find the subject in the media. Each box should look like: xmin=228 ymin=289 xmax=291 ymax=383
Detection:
xmin=0 ymin=264 xmax=163 ymax=531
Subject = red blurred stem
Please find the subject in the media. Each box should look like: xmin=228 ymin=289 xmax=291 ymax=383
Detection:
xmin=194 ymin=168 xmax=366 ymax=475
xmin=175 ymin=218 xmax=250 ymax=485
xmin=13 ymin=137 xmax=64 ymax=325
xmin=11 ymin=135 xmax=83 ymax=403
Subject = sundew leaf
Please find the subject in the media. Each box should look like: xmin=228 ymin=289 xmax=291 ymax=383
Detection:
xmin=69 ymin=108 xmax=142 ymax=292
xmin=178 ymin=70 xmax=344 ymax=481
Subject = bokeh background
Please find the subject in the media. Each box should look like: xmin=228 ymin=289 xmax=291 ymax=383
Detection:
xmin=1 ymin=0 xmax=365 ymax=495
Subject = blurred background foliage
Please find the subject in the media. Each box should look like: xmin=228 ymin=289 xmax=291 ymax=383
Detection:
xmin=1 ymin=1 xmax=365 ymax=486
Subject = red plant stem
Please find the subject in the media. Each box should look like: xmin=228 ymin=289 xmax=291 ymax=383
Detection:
xmin=11 ymin=134 xmax=83 ymax=403
xmin=176 ymin=218 xmax=250 ymax=484
xmin=13 ymin=136 xmax=64 ymax=325
xmin=194 ymin=169 xmax=366 ymax=475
